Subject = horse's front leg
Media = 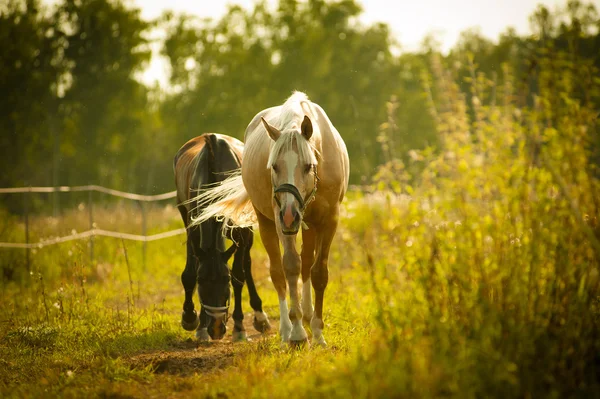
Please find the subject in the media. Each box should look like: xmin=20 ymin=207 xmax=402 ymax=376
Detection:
xmin=181 ymin=226 xmax=200 ymax=332
xmin=311 ymin=212 xmax=339 ymax=347
xmin=280 ymin=231 xmax=308 ymax=346
xmin=194 ymin=249 xmax=210 ymax=342
xmin=256 ymin=211 xmax=291 ymax=342
xmin=231 ymin=245 xmax=247 ymax=341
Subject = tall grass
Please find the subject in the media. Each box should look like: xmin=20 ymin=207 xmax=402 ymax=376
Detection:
xmin=348 ymin=50 xmax=600 ymax=396
xmin=1 ymin=49 xmax=599 ymax=397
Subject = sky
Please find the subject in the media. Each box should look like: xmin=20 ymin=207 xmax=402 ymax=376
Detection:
xmin=134 ymin=0 xmax=569 ymax=87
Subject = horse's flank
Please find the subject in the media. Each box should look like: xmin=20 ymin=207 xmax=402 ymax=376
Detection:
xmin=176 ymin=134 xmax=250 ymax=238
xmin=174 ymin=133 xmax=244 ymax=213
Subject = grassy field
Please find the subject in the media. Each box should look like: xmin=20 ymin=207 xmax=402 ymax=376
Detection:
xmin=0 ymin=200 xmax=378 ymax=398
xmin=2 ymin=54 xmax=600 ymax=398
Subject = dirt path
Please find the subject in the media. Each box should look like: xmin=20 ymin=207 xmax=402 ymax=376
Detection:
xmin=126 ymin=313 xmax=279 ymax=376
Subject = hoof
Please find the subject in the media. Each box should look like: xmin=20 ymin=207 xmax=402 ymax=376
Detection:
xmin=312 ymin=335 xmax=327 ymax=347
xmin=196 ymin=328 xmax=210 ymax=342
xmin=253 ymin=316 xmax=272 ymax=333
xmin=289 ymin=337 xmax=310 ymax=349
xmin=232 ymin=330 xmax=248 ymax=342
xmin=181 ymin=310 xmax=199 ymax=331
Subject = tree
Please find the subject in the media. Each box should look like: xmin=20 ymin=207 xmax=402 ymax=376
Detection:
xmin=160 ymin=0 xmax=411 ymax=183
xmin=0 ymin=0 xmax=63 ymax=188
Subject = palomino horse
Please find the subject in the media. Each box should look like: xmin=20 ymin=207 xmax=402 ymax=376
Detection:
xmin=192 ymin=93 xmax=349 ymax=346
xmin=174 ymin=133 xmax=271 ymax=341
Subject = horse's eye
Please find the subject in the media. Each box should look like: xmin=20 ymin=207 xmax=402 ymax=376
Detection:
xmin=304 ymin=164 xmax=312 ymax=174
xmin=272 ymin=164 xmax=279 ymax=173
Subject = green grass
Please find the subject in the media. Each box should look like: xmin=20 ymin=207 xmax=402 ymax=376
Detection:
xmin=2 ymin=52 xmax=600 ymax=398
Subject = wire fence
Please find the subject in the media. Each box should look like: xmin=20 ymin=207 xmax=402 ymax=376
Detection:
xmin=0 ymin=185 xmax=177 ymax=201
xmin=0 ymin=185 xmax=184 ymax=271
xmin=0 ymin=228 xmax=187 ymax=249
xmin=1 ymin=184 xmax=371 ymax=271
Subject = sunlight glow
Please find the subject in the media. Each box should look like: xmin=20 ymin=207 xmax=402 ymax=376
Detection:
xmin=133 ymin=0 xmax=567 ymax=88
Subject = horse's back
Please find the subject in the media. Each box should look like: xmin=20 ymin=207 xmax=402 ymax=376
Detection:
xmin=174 ymin=133 xmax=243 ymax=207
xmin=174 ymin=136 xmax=206 ymax=207
xmin=174 ymin=133 xmax=245 ymax=251
xmin=310 ymin=103 xmax=350 ymax=201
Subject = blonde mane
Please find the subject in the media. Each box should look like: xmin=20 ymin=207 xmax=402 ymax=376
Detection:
xmin=266 ymin=91 xmax=319 ymax=168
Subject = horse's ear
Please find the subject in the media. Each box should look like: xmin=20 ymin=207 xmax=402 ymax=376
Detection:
xmin=301 ymin=115 xmax=313 ymax=140
xmin=261 ymin=117 xmax=281 ymax=141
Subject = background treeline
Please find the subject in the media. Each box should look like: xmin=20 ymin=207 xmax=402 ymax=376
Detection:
xmin=1 ymin=0 xmax=598 ymax=198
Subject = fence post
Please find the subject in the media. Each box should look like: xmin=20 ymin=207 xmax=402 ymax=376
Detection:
xmin=24 ymin=189 xmax=30 ymax=273
xmin=88 ymin=190 xmax=94 ymax=264
xmin=139 ymin=201 xmax=147 ymax=271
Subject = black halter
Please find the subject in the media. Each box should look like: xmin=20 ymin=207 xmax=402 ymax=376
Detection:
xmin=201 ymin=297 xmax=230 ymax=322
xmin=272 ymin=166 xmax=319 ymax=213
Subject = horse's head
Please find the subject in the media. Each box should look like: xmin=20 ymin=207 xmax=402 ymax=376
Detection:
xmin=261 ymin=115 xmax=318 ymax=235
xmin=197 ymin=244 xmax=236 ymax=340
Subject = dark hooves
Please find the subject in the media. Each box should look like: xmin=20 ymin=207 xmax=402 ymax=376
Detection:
xmin=289 ymin=338 xmax=310 ymax=349
xmin=253 ymin=316 xmax=272 ymax=333
xmin=181 ymin=310 xmax=199 ymax=331
xmin=232 ymin=330 xmax=248 ymax=342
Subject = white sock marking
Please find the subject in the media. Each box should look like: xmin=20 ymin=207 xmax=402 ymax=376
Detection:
xmin=279 ymin=299 xmax=292 ymax=342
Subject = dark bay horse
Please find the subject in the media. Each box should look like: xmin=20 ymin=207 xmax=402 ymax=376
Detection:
xmin=174 ymin=133 xmax=271 ymax=341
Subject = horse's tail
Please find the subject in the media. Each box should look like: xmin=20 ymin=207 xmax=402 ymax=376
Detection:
xmin=187 ymin=170 xmax=256 ymax=229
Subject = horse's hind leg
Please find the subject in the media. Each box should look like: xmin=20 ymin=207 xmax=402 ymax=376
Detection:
xmin=239 ymin=228 xmax=271 ymax=333
xmin=181 ymin=225 xmax=200 ymax=332
xmin=311 ymin=212 xmax=339 ymax=347
xmin=230 ymin=241 xmax=247 ymax=341
xmin=301 ymin=228 xmax=316 ymax=324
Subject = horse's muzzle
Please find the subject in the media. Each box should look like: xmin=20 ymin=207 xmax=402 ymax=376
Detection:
xmin=280 ymin=206 xmax=301 ymax=235
xmin=207 ymin=317 xmax=227 ymax=340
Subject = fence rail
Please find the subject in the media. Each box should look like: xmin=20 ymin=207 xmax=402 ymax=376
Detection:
xmin=0 ymin=183 xmax=370 ymax=269
xmin=1 ymin=185 xmax=182 ymax=271
xmin=0 ymin=185 xmax=177 ymax=201
xmin=0 ymin=228 xmax=186 ymax=249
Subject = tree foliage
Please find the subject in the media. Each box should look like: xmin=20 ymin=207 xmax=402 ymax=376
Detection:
xmin=0 ymin=0 xmax=598 ymax=194
xmin=0 ymin=0 xmax=151 ymax=196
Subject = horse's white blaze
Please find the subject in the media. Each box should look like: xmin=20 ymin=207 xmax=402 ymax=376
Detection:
xmin=283 ymin=149 xmax=298 ymax=185
xmin=282 ymin=148 xmax=298 ymax=213
xmin=302 ymin=278 xmax=314 ymax=319
xmin=310 ymin=318 xmax=326 ymax=347
xmin=279 ymin=299 xmax=292 ymax=342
